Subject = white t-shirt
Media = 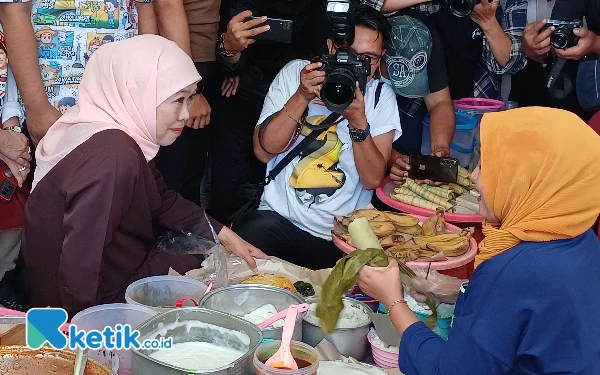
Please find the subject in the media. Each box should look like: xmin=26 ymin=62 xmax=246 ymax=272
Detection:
xmin=257 ymin=59 xmax=402 ymax=240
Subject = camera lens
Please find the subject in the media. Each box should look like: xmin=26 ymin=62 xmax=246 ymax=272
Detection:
xmin=551 ymin=31 xmax=569 ymax=49
xmin=449 ymin=0 xmax=475 ymax=17
xmin=321 ymin=68 xmax=356 ymax=112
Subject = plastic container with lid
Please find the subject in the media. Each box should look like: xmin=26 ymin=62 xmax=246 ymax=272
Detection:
xmin=253 ymin=340 xmax=319 ymax=375
xmin=125 ymin=275 xmax=208 ymax=312
xmin=70 ymin=303 xmax=157 ymax=375
xmin=421 ymin=111 xmax=479 ymax=167
xmin=453 ymin=98 xmax=505 ymax=121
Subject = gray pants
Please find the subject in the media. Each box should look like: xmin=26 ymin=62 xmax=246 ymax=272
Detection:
xmin=0 ymin=230 xmax=21 ymax=282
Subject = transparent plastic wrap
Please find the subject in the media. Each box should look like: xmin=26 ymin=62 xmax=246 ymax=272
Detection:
xmin=155 ymin=213 xmax=229 ymax=288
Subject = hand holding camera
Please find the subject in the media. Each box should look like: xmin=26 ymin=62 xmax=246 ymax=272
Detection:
xmin=523 ymin=20 xmax=554 ymax=63
xmin=554 ymin=27 xmax=600 ymax=61
xmin=223 ymin=11 xmax=270 ymax=56
xmin=298 ymin=62 xmax=326 ymax=102
xmin=470 ymin=0 xmax=500 ymax=29
xmin=341 ymin=82 xmax=367 ymax=129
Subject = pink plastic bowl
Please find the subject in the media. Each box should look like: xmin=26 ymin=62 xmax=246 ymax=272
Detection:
xmin=333 ymin=213 xmax=478 ymax=271
xmin=376 ymin=177 xmax=483 ymax=223
xmin=368 ymin=333 xmax=399 ymax=369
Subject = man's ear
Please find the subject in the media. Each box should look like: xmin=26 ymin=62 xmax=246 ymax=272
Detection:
xmin=326 ymin=39 xmax=335 ymax=54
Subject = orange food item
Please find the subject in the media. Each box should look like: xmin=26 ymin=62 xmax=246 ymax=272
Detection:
xmin=241 ymin=274 xmax=297 ymax=293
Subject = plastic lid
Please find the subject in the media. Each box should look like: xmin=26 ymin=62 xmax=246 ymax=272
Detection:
xmin=453 ymin=98 xmax=504 ymax=110
xmin=423 ymin=112 xmax=478 ymax=131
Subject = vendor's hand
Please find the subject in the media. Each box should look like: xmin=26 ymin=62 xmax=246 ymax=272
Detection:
xmin=217 ymin=226 xmax=267 ymax=272
xmin=470 ymin=0 xmax=500 ymax=29
xmin=342 ymin=82 xmax=368 ymax=128
xmin=357 ymin=260 xmax=403 ymax=307
xmin=554 ymin=28 xmax=600 ymax=61
xmin=523 ymin=20 xmax=554 ymax=63
xmin=390 ymin=153 xmax=410 ymax=185
xmin=25 ymin=103 xmax=61 ymax=146
xmin=223 ymin=11 xmax=270 ymax=56
xmin=0 ymin=153 xmax=28 ymax=188
xmin=411 ymin=147 xmax=450 ymax=186
xmin=0 ymin=130 xmax=31 ymax=168
xmin=186 ymin=94 xmax=211 ymax=129
xmin=222 ymin=76 xmax=240 ymax=97
xmin=406 ymin=268 xmax=464 ymax=304
xmin=298 ymin=62 xmax=326 ymax=102
xmin=431 ymin=146 xmax=450 ymax=158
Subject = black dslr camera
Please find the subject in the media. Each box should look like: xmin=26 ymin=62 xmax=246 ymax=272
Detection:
xmin=541 ymin=20 xmax=583 ymax=49
xmin=316 ymin=0 xmax=370 ymax=113
xmin=442 ymin=0 xmax=492 ymax=18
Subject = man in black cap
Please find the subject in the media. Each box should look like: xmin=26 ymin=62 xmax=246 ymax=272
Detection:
xmin=372 ymin=13 xmax=456 ymax=184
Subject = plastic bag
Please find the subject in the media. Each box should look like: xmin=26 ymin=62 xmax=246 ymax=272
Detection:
xmin=155 ymin=214 xmax=229 ymax=288
xmin=407 ymin=268 xmax=466 ymax=304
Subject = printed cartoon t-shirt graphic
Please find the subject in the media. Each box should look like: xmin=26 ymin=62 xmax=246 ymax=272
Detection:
xmin=31 ymin=0 xmax=149 ymax=109
xmin=289 ymin=116 xmax=345 ymax=204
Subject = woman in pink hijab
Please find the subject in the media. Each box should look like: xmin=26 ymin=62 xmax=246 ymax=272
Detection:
xmin=22 ymin=35 xmax=266 ymax=317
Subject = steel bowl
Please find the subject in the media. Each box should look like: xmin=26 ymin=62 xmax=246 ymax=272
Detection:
xmin=199 ymin=284 xmax=306 ymax=341
xmin=132 ymin=308 xmax=263 ymax=375
xmin=0 ymin=346 xmax=114 ymax=375
xmin=301 ymin=297 xmax=372 ymax=360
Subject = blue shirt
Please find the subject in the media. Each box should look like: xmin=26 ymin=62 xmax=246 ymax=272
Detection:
xmin=399 ymin=230 xmax=600 ymax=375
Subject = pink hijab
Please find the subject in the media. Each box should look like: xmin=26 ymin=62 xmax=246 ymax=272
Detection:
xmin=32 ymin=34 xmax=200 ymax=191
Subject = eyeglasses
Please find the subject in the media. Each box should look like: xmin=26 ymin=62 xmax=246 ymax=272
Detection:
xmin=351 ymin=48 xmax=383 ymax=65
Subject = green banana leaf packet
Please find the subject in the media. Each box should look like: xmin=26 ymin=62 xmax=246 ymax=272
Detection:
xmin=316 ymin=248 xmax=438 ymax=333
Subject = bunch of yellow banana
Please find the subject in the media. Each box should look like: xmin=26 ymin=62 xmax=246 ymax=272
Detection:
xmin=457 ymin=166 xmax=474 ymax=189
xmin=422 ymin=210 xmax=446 ymax=236
xmin=380 ymin=234 xmax=406 ymax=249
xmin=412 ymin=230 xmax=471 ymax=257
xmin=335 ymin=209 xmax=427 ymax=247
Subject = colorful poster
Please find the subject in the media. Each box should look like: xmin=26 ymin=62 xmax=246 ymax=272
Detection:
xmin=84 ymin=32 xmax=114 ymax=62
xmin=35 ymin=27 xmax=77 ymax=60
xmin=79 ymin=0 xmax=119 ymax=29
xmin=32 ymin=0 xmax=138 ymax=109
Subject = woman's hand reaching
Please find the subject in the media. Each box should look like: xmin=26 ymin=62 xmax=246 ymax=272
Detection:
xmin=357 ymin=260 xmax=404 ymax=307
xmin=406 ymin=268 xmax=465 ymax=304
xmin=217 ymin=226 xmax=267 ymax=272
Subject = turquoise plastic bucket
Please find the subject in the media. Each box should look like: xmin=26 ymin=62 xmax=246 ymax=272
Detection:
xmin=421 ymin=111 xmax=479 ymax=167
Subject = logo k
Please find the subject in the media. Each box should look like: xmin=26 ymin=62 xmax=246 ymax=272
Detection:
xmin=26 ymin=308 xmax=68 ymax=349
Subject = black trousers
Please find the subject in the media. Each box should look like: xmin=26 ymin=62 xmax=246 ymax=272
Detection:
xmin=209 ymin=93 xmax=267 ymax=224
xmin=236 ymin=210 xmax=343 ymax=270
xmin=154 ymin=61 xmax=220 ymax=206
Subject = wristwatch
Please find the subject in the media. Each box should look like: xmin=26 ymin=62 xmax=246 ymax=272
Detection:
xmin=348 ymin=123 xmax=370 ymax=142
xmin=217 ymin=33 xmax=237 ymax=58
xmin=3 ymin=125 xmax=21 ymax=133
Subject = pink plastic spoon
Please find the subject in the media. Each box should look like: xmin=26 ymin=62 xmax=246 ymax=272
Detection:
xmin=265 ymin=305 xmax=300 ymax=370
xmin=257 ymin=303 xmax=309 ymax=330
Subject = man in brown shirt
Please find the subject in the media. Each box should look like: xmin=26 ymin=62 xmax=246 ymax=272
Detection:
xmin=154 ymin=0 xmax=221 ymax=206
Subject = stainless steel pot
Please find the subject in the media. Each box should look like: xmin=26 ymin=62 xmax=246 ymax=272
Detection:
xmin=301 ymin=297 xmax=372 ymax=360
xmin=132 ymin=308 xmax=263 ymax=375
xmin=199 ymin=284 xmax=306 ymax=341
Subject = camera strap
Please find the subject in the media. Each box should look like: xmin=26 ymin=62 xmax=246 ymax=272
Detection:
xmin=263 ymin=112 xmax=342 ymax=186
xmin=374 ymin=81 xmax=384 ymax=109
xmin=546 ymin=57 xmax=572 ymax=100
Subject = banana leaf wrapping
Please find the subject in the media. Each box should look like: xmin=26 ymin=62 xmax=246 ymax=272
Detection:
xmin=316 ymin=248 xmax=438 ymax=333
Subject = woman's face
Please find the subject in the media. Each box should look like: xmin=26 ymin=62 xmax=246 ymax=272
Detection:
xmin=471 ymin=165 xmax=500 ymax=223
xmin=155 ymin=83 xmax=196 ymax=146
